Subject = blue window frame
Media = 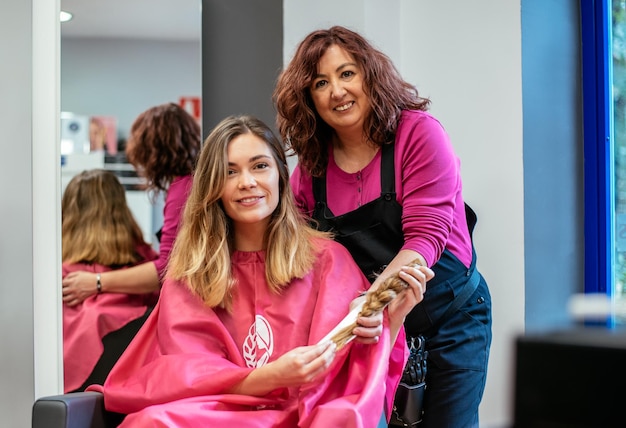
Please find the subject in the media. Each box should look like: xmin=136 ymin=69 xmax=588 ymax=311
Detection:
xmin=581 ymin=0 xmax=615 ymax=295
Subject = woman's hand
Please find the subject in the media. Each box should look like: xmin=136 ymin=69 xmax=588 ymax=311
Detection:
xmin=386 ymin=265 xmax=433 ymax=337
xmin=352 ymin=305 xmax=384 ymax=345
xmin=228 ymin=341 xmax=337 ymax=396
xmin=351 ymin=263 xmax=434 ymax=344
xmin=62 ymin=271 xmax=98 ymax=307
xmin=268 ymin=341 xmax=337 ymax=387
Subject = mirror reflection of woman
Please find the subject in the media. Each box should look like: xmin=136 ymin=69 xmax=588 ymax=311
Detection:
xmin=62 ymin=169 xmax=158 ymax=393
xmin=61 ymin=103 xmax=201 ymax=306
xmin=90 ymin=115 xmax=428 ymax=427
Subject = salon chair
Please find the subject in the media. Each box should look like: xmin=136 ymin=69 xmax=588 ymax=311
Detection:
xmin=32 ymin=391 xmax=124 ymax=428
xmin=32 ymin=308 xmax=153 ymax=427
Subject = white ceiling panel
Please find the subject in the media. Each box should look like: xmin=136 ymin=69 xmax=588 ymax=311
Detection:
xmin=61 ymin=0 xmax=201 ymax=41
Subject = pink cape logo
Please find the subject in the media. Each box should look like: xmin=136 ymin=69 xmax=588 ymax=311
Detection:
xmin=243 ymin=314 xmax=274 ymax=368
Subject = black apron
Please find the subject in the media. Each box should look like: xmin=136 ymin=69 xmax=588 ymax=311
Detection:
xmin=311 ymin=142 xmax=479 ymax=336
xmin=312 ymin=143 xmax=403 ymax=283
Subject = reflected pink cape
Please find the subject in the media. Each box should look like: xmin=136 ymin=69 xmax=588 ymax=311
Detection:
xmin=63 ymin=243 xmax=158 ymax=392
xmin=90 ymin=239 xmax=407 ymax=427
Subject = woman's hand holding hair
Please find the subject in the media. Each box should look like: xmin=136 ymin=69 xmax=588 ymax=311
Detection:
xmin=62 ymin=271 xmax=99 ymax=307
xmin=351 ymin=254 xmax=434 ymax=345
xmin=386 ymin=264 xmax=433 ymax=342
xmin=352 ymin=307 xmax=384 ymax=344
xmin=267 ymin=341 xmax=337 ymax=387
xmin=228 ymin=341 xmax=337 ymax=396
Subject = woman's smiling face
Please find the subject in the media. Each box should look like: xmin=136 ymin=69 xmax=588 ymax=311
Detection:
xmin=309 ymin=44 xmax=371 ymax=135
xmin=221 ymin=133 xmax=280 ymax=230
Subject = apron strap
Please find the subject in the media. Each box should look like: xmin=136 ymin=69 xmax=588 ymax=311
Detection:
xmin=380 ymin=143 xmax=395 ymax=195
xmin=464 ymin=203 xmax=477 ymax=240
xmin=312 ymin=173 xmax=326 ymax=207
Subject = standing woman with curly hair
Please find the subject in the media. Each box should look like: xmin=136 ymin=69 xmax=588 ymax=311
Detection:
xmin=274 ymin=26 xmax=492 ymax=428
xmin=62 ymin=103 xmax=201 ymax=307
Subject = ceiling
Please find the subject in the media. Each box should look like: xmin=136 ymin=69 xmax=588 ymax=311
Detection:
xmin=60 ymin=0 xmax=201 ymax=41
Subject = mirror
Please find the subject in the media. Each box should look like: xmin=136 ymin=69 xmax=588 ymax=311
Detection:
xmin=59 ymin=0 xmax=201 ymax=392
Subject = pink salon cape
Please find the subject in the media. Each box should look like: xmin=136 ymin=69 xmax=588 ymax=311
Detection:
xmin=63 ymin=243 xmax=158 ymax=393
xmin=91 ymin=238 xmax=407 ymax=427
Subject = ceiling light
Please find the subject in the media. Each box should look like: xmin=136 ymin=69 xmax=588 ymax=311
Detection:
xmin=60 ymin=11 xmax=73 ymax=23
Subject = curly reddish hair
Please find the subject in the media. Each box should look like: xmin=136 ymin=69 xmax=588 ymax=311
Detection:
xmin=273 ymin=26 xmax=430 ymax=177
xmin=126 ymin=103 xmax=201 ymax=192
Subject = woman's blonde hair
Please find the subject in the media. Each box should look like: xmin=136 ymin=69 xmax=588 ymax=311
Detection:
xmin=62 ymin=169 xmax=147 ymax=266
xmin=167 ymin=115 xmax=329 ymax=311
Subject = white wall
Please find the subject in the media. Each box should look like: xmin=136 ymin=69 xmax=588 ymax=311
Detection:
xmin=401 ymin=3 xmax=524 ymax=427
xmin=33 ymin=0 xmax=64 ymax=401
xmin=61 ymin=37 xmax=201 ymax=141
xmin=0 ymin=0 xmax=63 ymax=426
xmin=284 ymin=1 xmax=524 ymax=426
xmin=0 ymin=1 xmax=36 ymax=425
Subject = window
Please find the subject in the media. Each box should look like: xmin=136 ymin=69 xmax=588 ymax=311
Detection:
xmin=581 ymin=0 xmax=626 ymax=320
xmin=613 ymin=2 xmax=626 ymax=309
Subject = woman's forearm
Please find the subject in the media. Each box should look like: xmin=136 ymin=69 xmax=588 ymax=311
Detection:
xmin=227 ymin=364 xmax=281 ymax=397
xmin=227 ymin=342 xmax=336 ymax=397
xmin=369 ymin=249 xmax=426 ymax=293
xmin=99 ymin=261 xmax=160 ymax=294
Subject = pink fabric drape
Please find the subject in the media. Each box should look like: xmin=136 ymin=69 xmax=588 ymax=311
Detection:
xmin=63 ymin=243 xmax=158 ymax=392
xmin=90 ymin=239 xmax=407 ymax=427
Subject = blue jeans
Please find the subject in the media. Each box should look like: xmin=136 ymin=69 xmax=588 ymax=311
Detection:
xmin=402 ymin=249 xmax=492 ymax=428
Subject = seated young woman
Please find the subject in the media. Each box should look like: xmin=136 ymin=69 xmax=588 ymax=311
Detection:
xmin=62 ymin=169 xmax=158 ymax=393
xmin=89 ymin=115 xmax=430 ymax=427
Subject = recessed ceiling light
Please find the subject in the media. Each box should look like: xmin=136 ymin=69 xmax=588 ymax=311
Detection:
xmin=60 ymin=11 xmax=73 ymax=23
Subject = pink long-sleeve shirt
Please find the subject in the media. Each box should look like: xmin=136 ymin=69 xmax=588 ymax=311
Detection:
xmin=291 ymin=110 xmax=473 ymax=268
xmin=153 ymin=175 xmax=193 ymax=278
